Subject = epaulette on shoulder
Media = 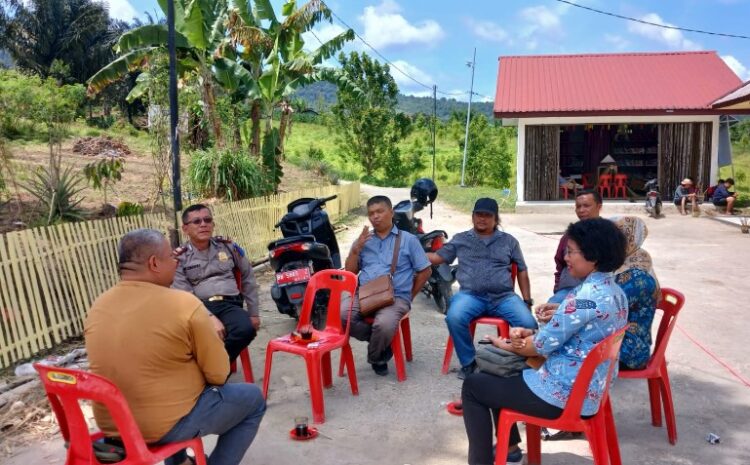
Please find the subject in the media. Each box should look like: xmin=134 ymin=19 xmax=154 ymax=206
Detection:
xmin=213 ymin=235 xmax=233 ymax=244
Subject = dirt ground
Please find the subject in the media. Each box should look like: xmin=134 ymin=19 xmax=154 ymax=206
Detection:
xmin=3 ymin=184 xmax=750 ymax=465
xmin=1 ymin=139 xmax=330 ymax=233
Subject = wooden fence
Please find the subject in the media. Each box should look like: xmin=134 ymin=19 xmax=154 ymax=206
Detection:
xmin=0 ymin=182 xmax=360 ymax=369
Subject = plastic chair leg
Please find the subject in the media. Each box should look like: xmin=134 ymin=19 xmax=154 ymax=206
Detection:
xmin=561 ymin=187 xmax=569 ymax=199
xmin=401 ymin=318 xmax=413 ymax=362
xmin=321 ymin=352 xmax=333 ymax=388
xmin=604 ymin=399 xmax=623 ymax=465
xmin=582 ymin=420 xmax=608 ymax=465
xmin=659 ymin=369 xmax=678 ymax=445
xmin=525 ymin=423 xmax=542 ymax=465
xmin=341 ymin=344 xmax=359 ymax=395
xmin=239 ymin=348 xmax=254 ymax=383
xmin=391 ymin=329 xmax=407 ymax=382
xmin=441 ymin=336 xmax=454 ymax=374
xmin=305 ymin=355 xmax=326 ymax=424
xmin=262 ymin=347 xmax=275 ymax=399
xmin=494 ymin=416 xmax=515 ymax=465
xmin=647 ymin=377 xmax=662 ymax=427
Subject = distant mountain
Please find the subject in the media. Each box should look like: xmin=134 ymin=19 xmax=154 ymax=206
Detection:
xmin=292 ymin=81 xmax=494 ymax=120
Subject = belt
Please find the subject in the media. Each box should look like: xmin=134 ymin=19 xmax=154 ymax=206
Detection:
xmin=206 ymin=294 xmax=242 ymax=302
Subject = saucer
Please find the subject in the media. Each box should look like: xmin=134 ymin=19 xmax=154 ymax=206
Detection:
xmin=289 ymin=427 xmax=319 ymax=441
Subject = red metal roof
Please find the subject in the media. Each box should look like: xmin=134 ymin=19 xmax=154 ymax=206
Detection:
xmin=494 ymin=51 xmax=742 ymax=117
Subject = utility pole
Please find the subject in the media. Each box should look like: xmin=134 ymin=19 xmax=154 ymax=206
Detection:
xmin=432 ymin=84 xmax=437 ymax=180
xmin=460 ymin=47 xmax=476 ymax=187
xmin=168 ymin=0 xmax=182 ymax=229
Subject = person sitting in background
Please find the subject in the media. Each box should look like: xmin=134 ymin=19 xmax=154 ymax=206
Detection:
xmin=705 ymin=179 xmax=724 ymax=202
xmin=85 ymin=229 xmax=265 ymax=465
xmin=610 ymin=216 xmax=660 ymax=370
xmin=558 ymin=171 xmax=583 ymax=193
xmin=462 ymin=218 xmax=628 ymax=465
xmin=712 ymin=178 xmax=737 ymax=215
xmin=673 ymin=177 xmax=697 ymax=215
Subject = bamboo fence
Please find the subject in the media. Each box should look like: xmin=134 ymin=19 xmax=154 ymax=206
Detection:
xmin=0 ymin=182 xmax=360 ymax=369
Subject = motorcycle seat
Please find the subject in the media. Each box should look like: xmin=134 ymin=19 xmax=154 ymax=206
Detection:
xmin=268 ymin=235 xmax=317 ymax=250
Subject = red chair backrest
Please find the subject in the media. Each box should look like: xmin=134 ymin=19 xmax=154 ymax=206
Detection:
xmin=511 ymin=262 xmax=518 ymax=289
xmin=648 ymin=288 xmax=685 ymax=369
xmin=556 ymin=327 xmax=627 ymax=422
xmin=581 ymin=173 xmax=593 ymax=187
xmin=599 ymin=174 xmax=613 ymax=185
xmin=614 ymin=174 xmax=628 ymax=185
xmin=34 ymin=364 xmax=154 ymax=462
xmin=298 ymin=269 xmax=358 ymax=335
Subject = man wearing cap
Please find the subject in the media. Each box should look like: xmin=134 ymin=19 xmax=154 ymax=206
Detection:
xmin=427 ymin=198 xmax=537 ymax=379
xmin=673 ymin=177 xmax=698 ymax=215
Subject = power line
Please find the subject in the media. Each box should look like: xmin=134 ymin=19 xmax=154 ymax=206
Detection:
xmin=554 ymin=0 xmax=750 ymax=40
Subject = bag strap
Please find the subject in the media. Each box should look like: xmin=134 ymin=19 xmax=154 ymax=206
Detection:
xmin=390 ymin=232 xmax=401 ymax=276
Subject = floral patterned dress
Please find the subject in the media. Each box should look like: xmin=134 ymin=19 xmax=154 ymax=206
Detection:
xmin=616 ymin=268 xmax=657 ymax=370
xmin=523 ymin=271 xmax=628 ymax=416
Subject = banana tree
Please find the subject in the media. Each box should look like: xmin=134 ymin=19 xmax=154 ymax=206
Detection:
xmin=87 ymin=0 xmax=230 ymax=146
xmin=223 ymin=0 xmax=356 ymax=158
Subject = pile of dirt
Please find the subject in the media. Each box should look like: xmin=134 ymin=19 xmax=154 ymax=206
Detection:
xmin=0 ymin=383 xmax=59 ymax=455
xmin=72 ymin=136 xmax=131 ymax=158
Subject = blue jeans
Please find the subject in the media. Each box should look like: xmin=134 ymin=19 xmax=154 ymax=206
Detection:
xmin=445 ymin=291 xmax=538 ymax=368
xmin=155 ymin=384 xmax=266 ymax=465
xmin=548 ymin=287 xmax=574 ymax=304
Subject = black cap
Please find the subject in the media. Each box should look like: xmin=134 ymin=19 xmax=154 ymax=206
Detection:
xmin=473 ymin=198 xmax=498 ymax=215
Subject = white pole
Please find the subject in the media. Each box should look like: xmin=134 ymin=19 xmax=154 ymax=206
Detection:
xmin=460 ymin=47 xmax=476 ymax=187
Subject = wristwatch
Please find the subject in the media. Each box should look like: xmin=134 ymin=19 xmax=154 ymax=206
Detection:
xmin=523 ymin=299 xmax=534 ymax=307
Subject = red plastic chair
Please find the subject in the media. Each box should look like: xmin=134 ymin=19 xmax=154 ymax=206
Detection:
xmin=262 ymin=269 xmax=358 ymax=424
xmin=559 ymin=185 xmax=576 ymax=200
xmin=229 ymin=269 xmax=254 ymax=383
xmin=338 ymin=313 xmax=413 ymax=382
xmin=581 ymin=173 xmax=594 ymax=189
xmin=494 ymin=328 xmax=627 ymax=465
xmin=441 ymin=263 xmax=517 ymax=374
xmin=34 ymin=363 xmax=206 ymax=465
xmin=618 ymin=287 xmax=685 ymax=445
xmin=613 ymin=174 xmax=628 ymax=198
xmin=598 ymin=174 xmax=613 ymax=198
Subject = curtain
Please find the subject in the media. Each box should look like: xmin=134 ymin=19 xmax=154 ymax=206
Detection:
xmin=658 ymin=122 xmax=712 ymax=198
xmin=525 ymin=125 xmax=560 ymax=201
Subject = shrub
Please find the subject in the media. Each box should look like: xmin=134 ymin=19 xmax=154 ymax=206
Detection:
xmin=86 ymin=115 xmax=116 ymax=129
xmin=116 ymin=201 xmax=144 ymax=217
xmin=188 ymin=148 xmax=270 ymax=200
xmin=23 ymin=165 xmax=86 ymax=224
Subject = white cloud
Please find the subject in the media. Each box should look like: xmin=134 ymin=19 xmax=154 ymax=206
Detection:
xmin=464 ymin=18 xmax=509 ymax=43
xmin=303 ymin=23 xmax=348 ymax=48
xmin=604 ymin=34 xmax=630 ymax=50
xmin=390 ymin=60 xmax=434 ymax=92
xmin=359 ymin=0 xmax=445 ymax=50
xmin=722 ymin=55 xmax=750 ymax=80
xmin=627 ymin=13 xmax=701 ymax=50
xmin=101 ymin=0 xmax=138 ymax=21
xmin=519 ymin=5 xmax=565 ymax=39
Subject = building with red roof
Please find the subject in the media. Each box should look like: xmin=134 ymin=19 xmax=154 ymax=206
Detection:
xmin=493 ymin=51 xmax=750 ymax=202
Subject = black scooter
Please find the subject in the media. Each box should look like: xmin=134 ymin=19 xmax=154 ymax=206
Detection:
xmin=393 ymin=179 xmax=457 ymax=313
xmin=644 ymin=178 xmax=662 ymax=218
xmin=268 ymin=195 xmax=341 ymax=329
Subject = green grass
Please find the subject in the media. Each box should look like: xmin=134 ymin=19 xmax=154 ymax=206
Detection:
xmin=439 ymin=185 xmax=516 ymax=214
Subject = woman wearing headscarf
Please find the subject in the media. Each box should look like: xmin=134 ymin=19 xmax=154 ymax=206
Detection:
xmin=610 ymin=216 xmax=660 ymax=370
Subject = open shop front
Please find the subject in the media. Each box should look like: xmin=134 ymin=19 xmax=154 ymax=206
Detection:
xmin=522 ymin=122 xmax=713 ymax=201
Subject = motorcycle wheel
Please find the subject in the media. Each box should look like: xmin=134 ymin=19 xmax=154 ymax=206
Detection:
xmin=432 ymin=281 xmax=453 ymax=314
xmin=311 ymin=290 xmax=330 ymax=330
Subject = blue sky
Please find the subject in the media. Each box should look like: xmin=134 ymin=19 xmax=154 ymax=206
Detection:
xmin=110 ymin=0 xmax=750 ymax=101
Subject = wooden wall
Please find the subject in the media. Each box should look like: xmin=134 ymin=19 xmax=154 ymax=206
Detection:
xmin=524 ymin=125 xmax=560 ymax=201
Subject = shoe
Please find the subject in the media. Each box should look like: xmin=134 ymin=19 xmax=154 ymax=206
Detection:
xmin=382 ymin=347 xmax=393 ymax=362
xmin=491 ymin=445 xmax=523 ymax=464
xmin=371 ymin=362 xmax=388 ymax=376
xmin=457 ymin=361 xmax=477 ymax=380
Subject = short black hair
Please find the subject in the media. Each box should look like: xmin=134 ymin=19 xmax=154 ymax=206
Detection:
xmin=565 ymin=218 xmax=626 ymax=273
xmin=686 ymin=176 xmax=695 ymax=183
xmin=118 ymin=229 xmax=166 ymax=271
xmin=182 ymin=204 xmax=211 ymax=224
xmin=367 ymin=195 xmax=392 ymax=209
xmin=576 ymin=189 xmax=603 ymax=205
xmin=725 ymin=178 xmax=735 ymax=185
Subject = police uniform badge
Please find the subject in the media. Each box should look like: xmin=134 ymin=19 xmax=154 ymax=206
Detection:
xmin=218 ymin=251 xmax=229 ymax=262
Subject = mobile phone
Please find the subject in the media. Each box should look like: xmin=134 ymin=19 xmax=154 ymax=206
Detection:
xmin=478 ymin=338 xmax=492 ymax=345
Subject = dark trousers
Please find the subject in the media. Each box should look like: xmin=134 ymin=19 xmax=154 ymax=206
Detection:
xmin=462 ymin=372 xmax=563 ymax=465
xmin=203 ymin=296 xmax=255 ymax=361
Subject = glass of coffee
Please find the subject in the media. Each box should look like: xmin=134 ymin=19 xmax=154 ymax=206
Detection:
xmin=294 ymin=416 xmax=309 ymax=437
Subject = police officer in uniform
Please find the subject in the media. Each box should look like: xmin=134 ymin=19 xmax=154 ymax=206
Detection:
xmin=172 ymin=204 xmax=260 ymax=361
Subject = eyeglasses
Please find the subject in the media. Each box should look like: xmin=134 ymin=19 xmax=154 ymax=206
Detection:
xmin=564 ymin=247 xmax=583 ymax=256
xmin=185 ymin=216 xmax=213 ymax=226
